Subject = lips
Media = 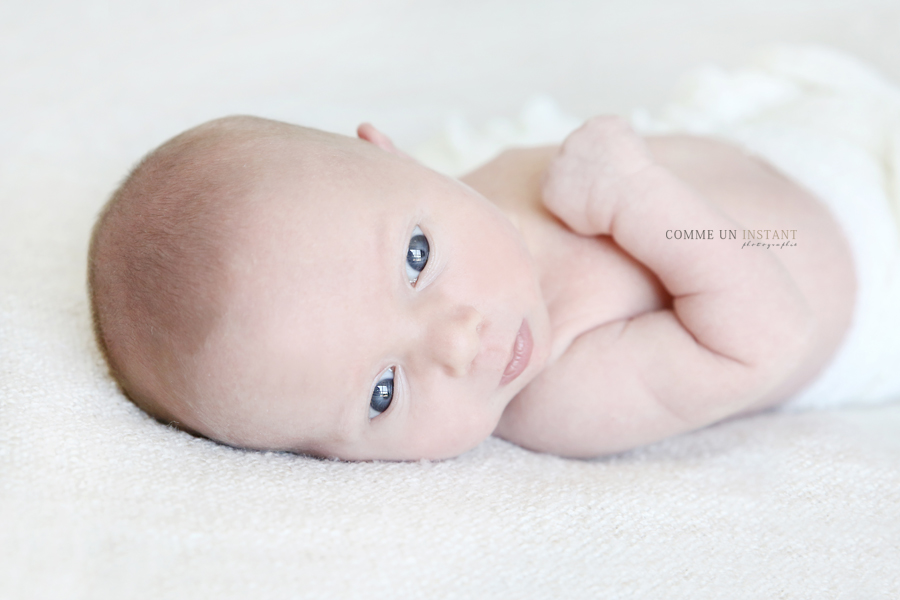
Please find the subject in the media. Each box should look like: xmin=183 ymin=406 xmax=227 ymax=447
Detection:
xmin=500 ymin=319 xmax=533 ymax=386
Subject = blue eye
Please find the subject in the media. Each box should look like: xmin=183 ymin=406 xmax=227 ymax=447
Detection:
xmin=369 ymin=368 xmax=394 ymax=419
xmin=406 ymin=226 xmax=429 ymax=284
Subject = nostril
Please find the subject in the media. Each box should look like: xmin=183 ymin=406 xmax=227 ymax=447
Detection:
xmin=423 ymin=303 xmax=485 ymax=377
xmin=464 ymin=307 xmax=484 ymax=357
xmin=445 ymin=306 xmax=483 ymax=376
xmin=465 ymin=307 xmax=484 ymax=344
xmin=469 ymin=306 xmax=484 ymax=330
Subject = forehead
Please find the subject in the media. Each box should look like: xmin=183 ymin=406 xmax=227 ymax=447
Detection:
xmin=207 ymin=145 xmax=441 ymax=447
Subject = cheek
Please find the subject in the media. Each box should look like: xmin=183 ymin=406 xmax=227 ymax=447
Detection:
xmin=409 ymin=420 xmax=495 ymax=460
xmin=459 ymin=221 xmax=533 ymax=291
xmin=412 ymin=400 xmax=499 ymax=459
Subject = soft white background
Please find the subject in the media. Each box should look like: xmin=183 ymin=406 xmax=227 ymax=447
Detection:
xmin=2 ymin=1 xmax=900 ymax=599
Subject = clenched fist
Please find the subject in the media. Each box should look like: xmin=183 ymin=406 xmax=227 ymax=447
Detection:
xmin=541 ymin=116 xmax=655 ymax=236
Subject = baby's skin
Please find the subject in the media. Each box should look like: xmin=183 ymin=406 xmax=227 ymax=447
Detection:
xmin=476 ymin=118 xmax=854 ymax=457
xmin=91 ymin=116 xmax=855 ymax=460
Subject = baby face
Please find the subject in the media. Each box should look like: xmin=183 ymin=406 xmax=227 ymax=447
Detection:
xmin=201 ymin=134 xmax=550 ymax=460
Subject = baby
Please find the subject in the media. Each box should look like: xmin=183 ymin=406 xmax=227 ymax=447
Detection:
xmin=88 ymin=114 xmax=856 ymax=460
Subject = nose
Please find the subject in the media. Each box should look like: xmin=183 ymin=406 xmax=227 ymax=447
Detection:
xmin=423 ymin=304 xmax=483 ymax=377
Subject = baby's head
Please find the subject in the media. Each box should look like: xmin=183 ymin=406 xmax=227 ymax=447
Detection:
xmin=89 ymin=115 xmax=549 ymax=460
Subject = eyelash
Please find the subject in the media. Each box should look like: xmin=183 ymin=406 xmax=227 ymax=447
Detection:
xmin=405 ymin=225 xmax=430 ymax=286
xmin=369 ymin=367 xmax=394 ymax=419
xmin=369 ymin=226 xmax=431 ymax=420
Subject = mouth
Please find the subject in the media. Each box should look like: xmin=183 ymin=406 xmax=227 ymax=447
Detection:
xmin=500 ymin=319 xmax=533 ymax=386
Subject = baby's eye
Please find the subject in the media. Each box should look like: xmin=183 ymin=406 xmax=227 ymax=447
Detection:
xmin=369 ymin=367 xmax=394 ymax=419
xmin=406 ymin=226 xmax=429 ymax=285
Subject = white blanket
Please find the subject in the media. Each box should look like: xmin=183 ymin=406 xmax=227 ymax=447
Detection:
xmin=2 ymin=3 xmax=900 ymax=598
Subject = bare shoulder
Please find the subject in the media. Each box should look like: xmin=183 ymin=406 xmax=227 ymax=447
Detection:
xmin=459 ymin=146 xmax=559 ymax=212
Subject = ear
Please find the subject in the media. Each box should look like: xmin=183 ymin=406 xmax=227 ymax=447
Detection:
xmin=357 ymin=123 xmax=411 ymax=159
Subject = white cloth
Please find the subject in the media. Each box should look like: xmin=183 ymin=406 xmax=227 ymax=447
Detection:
xmin=631 ymin=44 xmax=900 ymax=410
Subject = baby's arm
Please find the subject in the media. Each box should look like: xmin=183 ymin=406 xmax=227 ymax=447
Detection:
xmin=496 ymin=117 xmax=813 ymax=457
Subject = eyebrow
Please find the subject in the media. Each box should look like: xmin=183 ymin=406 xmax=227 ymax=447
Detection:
xmin=347 ymin=208 xmax=412 ymax=427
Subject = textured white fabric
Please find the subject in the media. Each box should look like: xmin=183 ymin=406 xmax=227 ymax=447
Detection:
xmin=3 ymin=3 xmax=900 ymax=599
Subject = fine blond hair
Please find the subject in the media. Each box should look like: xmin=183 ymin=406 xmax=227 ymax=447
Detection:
xmin=88 ymin=115 xmax=304 ymax=429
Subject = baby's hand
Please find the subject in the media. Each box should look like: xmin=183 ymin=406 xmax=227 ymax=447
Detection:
xmin=499 ymin=116 xmax=815 ymax=456
xmin=542 ymin=116 xmax=655 ymax=236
